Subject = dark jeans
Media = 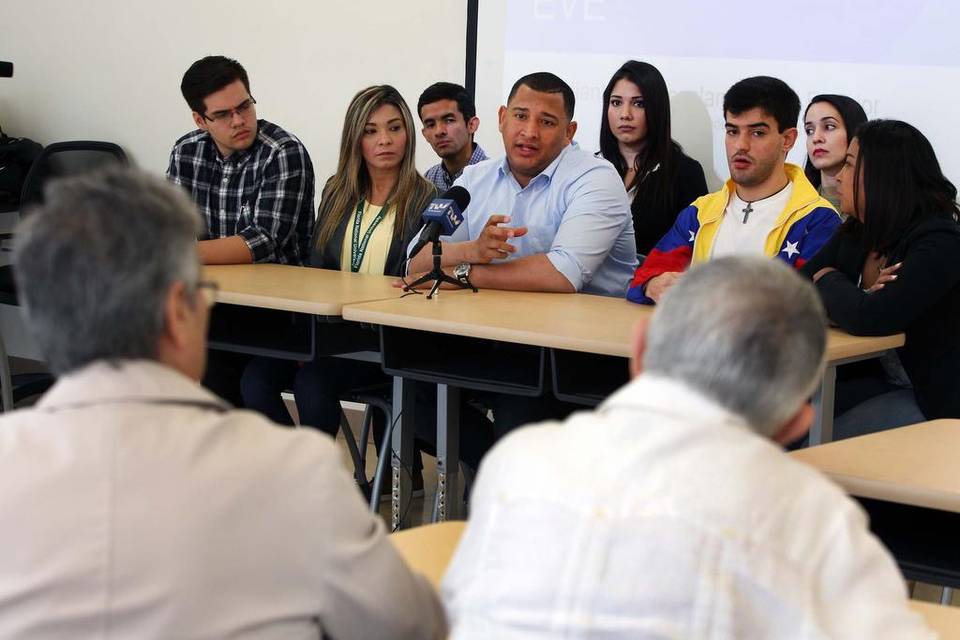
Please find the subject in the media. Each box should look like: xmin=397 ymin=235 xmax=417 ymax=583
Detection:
xmin=203 ymin=350 xmax=251 ymax=408
xmin=834 ymin=361 xmax=924 ymax=439
xmin=787 ymin=361 xmax=924 ymax=450
xmin=203 ymin=303 xmax=312 ymax=408
xmin=835 ymin=389 xmax=924 ymax=439
xmin=240 ymin=356 xmax=379 ymax=434
xmin=240 ymin=356 xmax=495 ymax=472
xmin=483 ymin=391 xmax=580 ymax=440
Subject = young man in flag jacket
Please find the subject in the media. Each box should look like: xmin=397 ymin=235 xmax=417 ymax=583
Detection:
xmin=627 ymin=76 xmax=840 ymax=305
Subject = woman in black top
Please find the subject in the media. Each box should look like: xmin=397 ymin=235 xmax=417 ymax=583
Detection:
xmin=598 ymin=60 xmax=708 ymax=256
xmin=802 ymin=120 xmax=960 ymax=436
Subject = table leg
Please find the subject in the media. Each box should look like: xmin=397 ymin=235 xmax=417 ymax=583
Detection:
xmin=810 ymin=364 xmax=837 ymax=445
xmin=435 ymin=384 xmax=462 ymax=521
xmin=391 ymin=376 xmax=416 ymax=530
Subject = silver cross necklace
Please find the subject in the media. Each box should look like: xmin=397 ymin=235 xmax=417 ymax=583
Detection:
xmin=737 ymin=181 xmax=790 ymax=225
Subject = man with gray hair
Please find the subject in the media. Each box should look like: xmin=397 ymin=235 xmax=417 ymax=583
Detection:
xmin=0 ymin=168 xmax=446 ymax=639
xmin=443 ymin=257 xmax=932 ymax=639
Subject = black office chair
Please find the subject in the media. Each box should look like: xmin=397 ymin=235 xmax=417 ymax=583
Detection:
xmin=0 ymin=331 xmax=53 ymax=412
xmin=18 ymin=141 xmax=129 ymax=210
xmin=0 ymin=141 xmax=128 ymax=410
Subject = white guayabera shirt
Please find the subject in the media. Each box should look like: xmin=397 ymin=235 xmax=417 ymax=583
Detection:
xmin=443 ymin=374 xmax=933 ymax=640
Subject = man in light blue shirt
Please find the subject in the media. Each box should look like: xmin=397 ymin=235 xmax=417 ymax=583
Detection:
xmin=408 ymin=72 xmax=637 ymax=297
xmin=407 ymin=72 xmax=637 ymax=437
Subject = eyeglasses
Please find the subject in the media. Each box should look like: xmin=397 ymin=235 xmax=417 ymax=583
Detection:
xmin=202 ymin=97 xmax=256 ymax=124
xmin=195 ymin=280 xmax=219 ymax=307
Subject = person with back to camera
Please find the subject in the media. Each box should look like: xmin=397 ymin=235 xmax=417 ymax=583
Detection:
xmin=0 ymin=167 xmax=446 ymax=639
xmin=802 ymin=119 xmax=960 ymax=437
xmin=444 ymin=256 xmax=933 ymax=639
xmin=597 ymin=60 xmax=708 ymax=256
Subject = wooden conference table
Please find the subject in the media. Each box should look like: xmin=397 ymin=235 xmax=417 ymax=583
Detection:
xmin=205 ymin=264 xmax=398 ymax=362
xmin=792 ymin=419 xmax=960 ymax=513
xmin=208 ymin=263 xmax=398 ymax=314
xmin=205 ymin=266 xmax=904 ymax=527
xmin=343 ymin=287 xmax=903 ymax=522
xmin=391 ymin=522 xmax=960 ymax=637
xmin=792 ymin=420 xmax=960 ymax=588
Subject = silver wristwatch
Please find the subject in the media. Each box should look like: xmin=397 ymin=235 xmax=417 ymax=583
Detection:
xmin=453 ymin=262 xmax=472 ymax=286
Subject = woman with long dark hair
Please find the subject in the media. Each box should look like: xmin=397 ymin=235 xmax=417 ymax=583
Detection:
xmin=803 ymin=119 xmax=960 ymax=436
xmin=803 ymin=94 xmax=867 ymax=211
xmin=598 ymin=60 xmax=708 ymax=255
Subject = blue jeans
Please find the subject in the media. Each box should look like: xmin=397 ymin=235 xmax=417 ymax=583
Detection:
xmin=835 ymin=389 xmax=926 ymax=440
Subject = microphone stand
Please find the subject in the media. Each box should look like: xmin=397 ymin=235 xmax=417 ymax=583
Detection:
xmin=404 ymin=237 xmax=477 ymax=299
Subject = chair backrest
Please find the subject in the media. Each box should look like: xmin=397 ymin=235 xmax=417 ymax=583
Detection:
xmin=19 ymin=141 xmax=129 ymax=211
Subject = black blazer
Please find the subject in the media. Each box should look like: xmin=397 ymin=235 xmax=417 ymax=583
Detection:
xmin=308 ymin=184 xmax=437 ymax=276
xmin=801 ymin=215 xmax=960 ymax=419
xmin=631 ymin=151 xmax=708 ymax=255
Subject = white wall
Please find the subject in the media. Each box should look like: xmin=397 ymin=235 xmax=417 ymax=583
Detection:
xmin=0 ymin=0 xmax=468 ymax=179
xmin=475 ymin=0 xmax=960 ymax=190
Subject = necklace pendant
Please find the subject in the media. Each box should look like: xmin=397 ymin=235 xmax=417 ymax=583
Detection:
xmin=741 ymin=203 xmax=753 ymax=224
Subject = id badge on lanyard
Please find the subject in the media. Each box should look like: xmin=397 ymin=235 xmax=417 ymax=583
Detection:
xmin=350 ymin=200 xmax=388 ymax=273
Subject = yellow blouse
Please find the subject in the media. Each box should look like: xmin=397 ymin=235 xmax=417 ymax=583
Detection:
xmin=339 ymin=201 xmax=397 ymax=275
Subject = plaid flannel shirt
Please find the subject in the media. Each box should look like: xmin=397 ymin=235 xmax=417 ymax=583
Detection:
xmin=424 ymin=142 xmax=489 ymax=192
xmin=166 ymin=120 xmax=315 ymax=265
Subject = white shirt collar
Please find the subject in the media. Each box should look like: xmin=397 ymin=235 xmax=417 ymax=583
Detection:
xmin=601 ymin=373 xmax=753 ymax=435
xmin=37 ymin=360 xmax=228 ymax=411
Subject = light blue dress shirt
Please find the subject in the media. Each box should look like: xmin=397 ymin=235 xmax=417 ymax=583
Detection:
xmin=410 ymin=144 xmax=637 ymax=297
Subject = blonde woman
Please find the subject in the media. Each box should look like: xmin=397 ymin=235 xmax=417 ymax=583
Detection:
xmin=310 ymin=84 xmax=436 ymax=274
xmin=242 ymin=86 xmax=492 ymax=475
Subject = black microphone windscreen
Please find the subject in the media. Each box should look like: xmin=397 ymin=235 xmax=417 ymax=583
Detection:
xmin=442 ymin=185 xmax=471 ymax=212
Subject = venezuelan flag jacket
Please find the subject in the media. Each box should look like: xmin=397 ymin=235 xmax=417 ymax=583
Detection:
xmin=626 ymin=164 xmax=840 ymax=304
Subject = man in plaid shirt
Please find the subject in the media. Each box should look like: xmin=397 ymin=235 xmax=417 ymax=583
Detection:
xmin=417 ymin=82 xmax=488 ymax=192
xmin=167 ymin=56 xmax=315 ymax=265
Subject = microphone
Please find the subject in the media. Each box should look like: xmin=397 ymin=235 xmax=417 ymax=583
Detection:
xmin=407 ymin=185 xmax=470 ymax=259
xmin=0 ymin=62 xmax=12 ymax=78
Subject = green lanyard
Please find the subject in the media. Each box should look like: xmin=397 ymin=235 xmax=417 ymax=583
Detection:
xmin=350 ymin=199 xmax=388 ymax=273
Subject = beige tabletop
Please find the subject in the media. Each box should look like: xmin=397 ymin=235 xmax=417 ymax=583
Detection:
xmin=391 ymin=522 xmax=958 ymax=637
xmin=345 ymin=288 xmax=647 ymax=357
xmin=390 ymin=521 xmax=465 ymax=591
xmin=791 ymin=419 xmax=960 ymax=513
xmin=910 ymin=601 xmax=960 ymax=639
xmin=343 ymin=288 xmax=904 ymax=361
xmin=204 ymin=264 xmax=401 ymax=315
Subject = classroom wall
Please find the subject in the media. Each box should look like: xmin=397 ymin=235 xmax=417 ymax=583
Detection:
xmin=474 ymin=1 xmax=960 ymax=190
xmin=0 ymin=1 xmax=468 ymax=179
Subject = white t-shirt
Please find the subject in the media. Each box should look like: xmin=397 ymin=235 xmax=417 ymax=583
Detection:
xmin=712 ymin=182 xmax=793 ymax=258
